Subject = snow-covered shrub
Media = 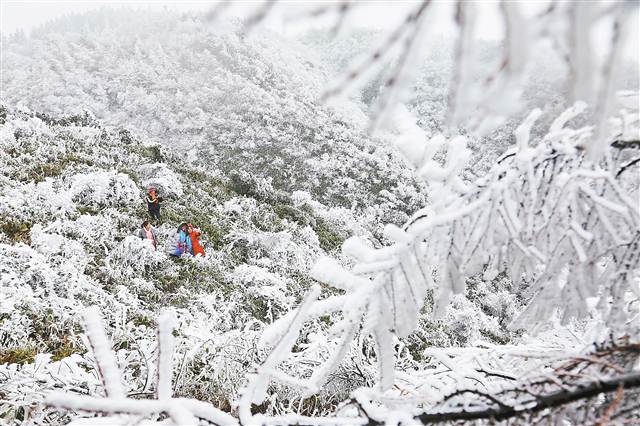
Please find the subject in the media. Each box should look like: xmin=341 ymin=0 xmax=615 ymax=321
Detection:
xmin=444 ymin=296 xmax=504 ymax=346
xmin=0 ymin=353 xmax=100 ymax=424
xmin=0 ymin=242 xmax=117 ymax=353
xmin=0 ymin=312 xmax=33 ymax=349
xmin=466 ymin=273 xmax=524 ymax=328
xmin=30 ymin=224 xmax=89 ymax=270
xmin=0 ymin=178 xmax=75 ymax=222
xmin=128 ymin=277 xmax=158 ymax=294
xmin=138 ymin=162 xmax=183 ymax=197
xmin=0 ymin=115 xmax=54 ymax=147
xmin=67 ymin=170 xmax=139 ymax=209
xmin=231 ymin=264 xmax=295 ymax=322
xmin=104 ymin=235 xmax=167 ymax=281
xmin=43 ymin=213 xmax=122 ymax=255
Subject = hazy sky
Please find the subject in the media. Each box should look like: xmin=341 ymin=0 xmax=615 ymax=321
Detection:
xmin=1 ymin=1 xmax=509 ymax=38
xmin=1 ymin=1 xmax=638 ymax=59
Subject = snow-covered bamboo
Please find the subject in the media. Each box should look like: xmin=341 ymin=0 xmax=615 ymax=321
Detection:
xmin=82 ymin=306 xmax=125 ymax=399
xmin=156 ymin=310 xmax=176 ymax=400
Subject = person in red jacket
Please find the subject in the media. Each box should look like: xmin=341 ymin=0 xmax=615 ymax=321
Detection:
xmin=187 ymin=223 xmax=205 ymax=257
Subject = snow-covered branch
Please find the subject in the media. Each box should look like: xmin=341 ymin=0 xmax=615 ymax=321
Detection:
xmin=46 ymin=307 xmax=237 ymax=426
xmin=254 ymin=105 xmax=640 ymax=420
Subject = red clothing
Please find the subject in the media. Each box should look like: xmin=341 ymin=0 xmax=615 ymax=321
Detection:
xmin=189 ymin=230 xmax=205 ymax=256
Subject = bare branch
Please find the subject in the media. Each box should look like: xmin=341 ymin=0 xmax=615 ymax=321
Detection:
xmin=321 ymin=0 xmax=430 ymax=103
xmin=243 ymin=0 xmax=277 ymax=34
xmin=417 ymin=372 xmax=640 ymax=423
xmin=204 ymin=0 xmax=232 ymax=22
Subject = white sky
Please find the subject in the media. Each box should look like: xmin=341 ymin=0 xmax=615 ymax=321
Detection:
xmin=0 ymin=0 xmax=522 ymax=38
xmin=1 ymin=0 xmax=638 ymax=59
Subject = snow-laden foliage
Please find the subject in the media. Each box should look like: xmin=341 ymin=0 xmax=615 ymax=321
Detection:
xmin=0 ymin=9 xmax=427 ymax=228
xmin=68 ymin=171 xmax=139 ymax=209
xmin=1 ymin=3 xmax=639 ymax=425
xmin=104 ymin=236 xmax=167 ymax=281
xmin=303 ymin=2 xmax=639 ymax=180
xmin=0 ymin=106 xmax=339 ymax=422
xmin=1 ymin=104 xmax=517 ymax=424
xmin=37 ymin=307 xmax=237 ymax=426
xmin=138 ymin=163 xmax=184 ymax=198
xmin=239 ymin=105 xmax=640 ymax=424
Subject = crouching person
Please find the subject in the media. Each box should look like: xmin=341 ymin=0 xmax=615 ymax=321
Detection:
xmin=171 ymin=223 xmax=191 ymax=257
xmin=138 ymin=220 xmax=158 ymax=250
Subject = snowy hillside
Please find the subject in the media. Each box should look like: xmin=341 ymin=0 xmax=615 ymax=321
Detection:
xmin=0 ymin=105 xmax=531 ymax=423
xmin=0 ymin=9 xmax=428 ymax=227
xmin=1 ymin=3 xmax=639 ymax=425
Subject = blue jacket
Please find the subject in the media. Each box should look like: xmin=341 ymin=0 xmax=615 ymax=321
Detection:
xmin=171 ymin=230 xmax=191 ymax=256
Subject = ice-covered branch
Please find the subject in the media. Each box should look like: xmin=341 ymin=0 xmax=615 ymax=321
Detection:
xmin=82 ymin=306 xmax=125 ymax=398
xmin=242 ymin=0 xmax=277 ymax=34
xmin=417 ymin=371 xmax=640 ymax=423
xmin=589 ymin=1 xmax=638 ymax=161
xmin=46 ymin=394 xmax=237 ymax=425
xmin=284 ymin=1 xmax=353 ymax=37
xmin=255 ymin=105 xmax=640 ymax=419
xmin=414 ymin=341 xmax=640 ymax=424
xmin=156 ymin=310 xmax=176 ymax=400
xmin=447 ymin=0 xmax=477 ymax=129
xmin=368 ymin=1 xmax=431 ymax=133
xmin=239 ymin=285 xmax=321 ymax=425
xmin=321 ymin=1 xmax=430 ymax=103
xmin=47 ymin=307 xmax=238 ymax=425
xmin=319 ymin=0 xmax=634 ymax=154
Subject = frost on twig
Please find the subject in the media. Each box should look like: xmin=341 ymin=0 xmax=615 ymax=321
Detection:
xmin=242 ymin=0 xmax=277 ymax=35
xmin=283 ymin=1 xmax=353 ymax=38
xmin=447 ymin=0 xmax=477 ymax=130
xmin=317 ymin=0 xmax=635 ymax=158
xmin=253 ymin=105 xmax=640 ymax=419
xmin=156 ymin=310 xmax=176 ymax=401
xmin=321 ymin=1 xmax=430 ymax=107
xmin=238 ymin=285 xmax=321 ymax=425
xmin=201 ymin=0 xmax=631 ymax=156
xmin=81 ymin=306 xmax=125 ymax=399
xmin=46 ymin=307 xmax=237 ymax=426
xmin=413 ymin=340 xmax=640 ymax=424
xmin=589 ymin=1 xmax=637 ymax=161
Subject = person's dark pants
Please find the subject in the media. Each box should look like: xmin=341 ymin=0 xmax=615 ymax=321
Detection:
xmin=149 ymin=207 xmax=161 ymax=221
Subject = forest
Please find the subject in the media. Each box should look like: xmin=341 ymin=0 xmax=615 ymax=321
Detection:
xmin=0 ymin=1 xmax=639 ymax=425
